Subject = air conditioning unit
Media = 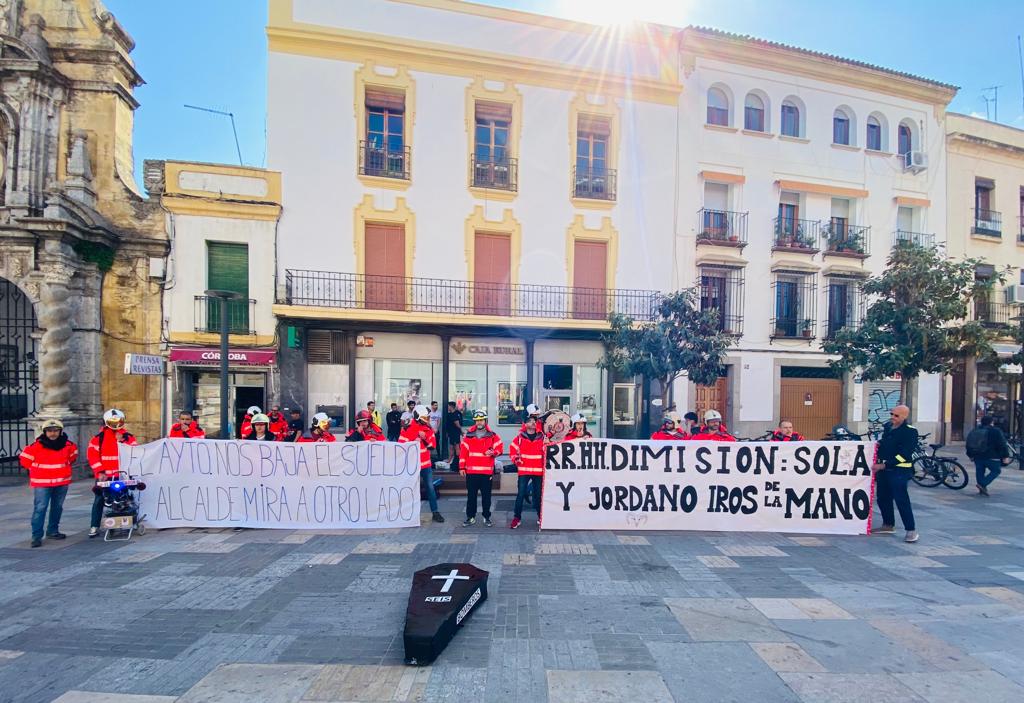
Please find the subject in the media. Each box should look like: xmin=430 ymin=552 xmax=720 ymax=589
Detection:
xmin=1005 ymin=285 xmax=1024 ymax=305
xmin=904 ymin=151 xmax=927 ymax=173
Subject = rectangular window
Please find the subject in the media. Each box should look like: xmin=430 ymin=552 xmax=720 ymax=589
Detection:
xmin=744 ymin=106 xmax=764 ymax=132
xmin=474 ymin=101 xmax=514 ymax=189
xmin=772 ymin=273 xmax=816 ymax=338
xmin=833 ymin=116 xmax=850 ymax=145
xmin=363 ymin=88 xmax=407 ymax=179
xmin=826 ymin=280 xmax=862 ymax=337
xmin=866 ymin=122 xmax=881 ymax=150
xmin=699 ymin=267 xmax=744 ymax=335
xmin=307 ymin=330 xmax=349 ymax=365
xmin=206 ymin=242 xmax=249 ymax=333
xmin=575 ymin=115 xmax=613 ymax=199
xmin=781 ymin=104 xmax=800 ymax=137
xmin=974 ymin=179 xmax=1000 ymax=235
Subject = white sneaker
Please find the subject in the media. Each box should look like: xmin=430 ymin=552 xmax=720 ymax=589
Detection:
xmin=904 ymin=530 xmax=919 ymax=543
xmin=88 ymin=527 xmax=99 ymax=538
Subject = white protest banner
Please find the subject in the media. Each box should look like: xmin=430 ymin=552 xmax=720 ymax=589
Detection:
xmin=542 ymin=439 xmax=875 ymax=535
xmin=119 ymin=438 xmax=421 ymax=529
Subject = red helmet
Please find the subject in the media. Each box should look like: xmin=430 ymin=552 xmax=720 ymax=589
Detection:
xmin=355 ymin=410 xmax=372 ymax=422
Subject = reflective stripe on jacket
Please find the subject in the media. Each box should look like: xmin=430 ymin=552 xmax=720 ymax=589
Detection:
xmin=399 ymin=422 xmax=436 ymax=469
xmin=510 ymin=431 xmax=545 ymax=476
xmin=86 ymin=427 xmax=137 ymax=480
xmin=20 ymin=439 xmax=78 ymax=488
xmin=459 ymin=426 xmax=503 ymax=475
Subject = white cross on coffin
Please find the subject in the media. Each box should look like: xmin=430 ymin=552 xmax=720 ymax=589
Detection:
xmin=431 ymin=569 xmax=470 ymax=593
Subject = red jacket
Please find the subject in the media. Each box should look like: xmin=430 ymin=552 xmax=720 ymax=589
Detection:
xmin=459 ymin=425 xmax=503 ymax=475
xmin=240 ymin=414 xmax=254 ymax=439
xmin=564 ymin=429 xmax=592 ymax=441
xmin=268 ymin=414 xmax=289 ymax=439
xmin=399 ymin=421 xmax=435 ymax=469
xmin=299 ymin=430 xmax=336 ymax=443
xmin=691 ymin=425 xmax=736 ymax=442
xmin=651 ymin=429 xmax=689 ymax=440
xmin=771 ymin=431 xmax=805 ymax=442
xmin=20 ymin=436 xmax=78 ymax=488
xmin=366 ymin=423 xmax=386 ymax=441
xmin=87 ymin=427 xmax=137 ymax=479
xmin=169 ymin=421 xmax=205 ymax=439
xmin=510 ymin=430 xmax=545 ymax=476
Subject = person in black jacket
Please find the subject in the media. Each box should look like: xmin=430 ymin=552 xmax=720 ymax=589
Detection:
xmin=872 ymin=404 xmax=919 ymax=543
xmin=385 ymin=403 xmax=403 ymax=442
xmin=967 ymin=415 xmax=1010 ymax=496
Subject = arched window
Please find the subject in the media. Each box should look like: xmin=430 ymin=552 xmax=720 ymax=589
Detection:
xmin=707 ymin=87 xmax=729 ymax=126
xmin=866 ymin=115 xmax=882 ymax=151
xmin=833 ymin=108 xmax=851 ymax=145
xmin=898 ymin=123 xmax=913 ymax=156
xmin=744 ymin=93 xmax=765 ymax=132
xmin=781 ymin=99 xmax=801 ymax=137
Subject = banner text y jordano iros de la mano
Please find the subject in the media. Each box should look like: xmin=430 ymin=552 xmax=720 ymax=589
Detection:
xmin=541 ymin=439 xmax=875 ymax=535
xmin=119 ymin=438 xmax=421 ymax=529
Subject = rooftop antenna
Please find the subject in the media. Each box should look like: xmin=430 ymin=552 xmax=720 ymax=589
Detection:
xmin=981 ymin=86 xmax=1001 ymax=122
xmin=183 ymin=104 xmax=244 ymax=166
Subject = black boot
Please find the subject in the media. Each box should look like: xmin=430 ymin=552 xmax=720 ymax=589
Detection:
xmin=432 ymin=512 xmax=445 ymax=523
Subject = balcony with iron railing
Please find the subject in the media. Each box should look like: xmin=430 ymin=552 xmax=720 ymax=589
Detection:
xmin=471 ymin=155 xmax=518 ymax=192
xmin=696 ymin=209 xmax=748 ymax=248
xmin=894 ymin=230 xmax=936 ymax=248
xmin=194 ymin=296 xmax=256 ymax=335
xmin=358 ymin=141 xmax=410 ymax=180
xmin=770 ymin=278 xmax=817 ymax=340
xmin=573 ymin=166 xmax=617 ymax=201
xmin=972 ymin=208 xmax=1002 ymax=238
xmin=772 ymin=218 xmax=820 ymax=253
xmin=281 ymin=270 xmax=662 ymax=323
xmin=975 ymin=296 xmax=1013 ymax=328
xmin=821 ymin=220 xmax=870 ymax=258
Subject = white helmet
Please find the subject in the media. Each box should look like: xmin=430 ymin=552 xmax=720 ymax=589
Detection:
xmin=103 ymin=408 xmax=126 ymax=429
xmin=662 ymin=411 xmax=681 ymax=428
xmin=312 ymin=412 xmax=330 ymax=429
xmin=414 ymin=404 xmax=430 ymax=419
xmin=571 ymin=413 xmax=586 ymax=424
xmin=704 ymin=409 xmax=722 ymax=422
xmin=251 ymin=413 xmax=270 ymax=425
xmin=247 ymin=405 xmax=262 ymax=416
xmin=526 ymin=403 xmax=540 ymax=417
xmin=40 ymin=418 xmax=64 ymax=431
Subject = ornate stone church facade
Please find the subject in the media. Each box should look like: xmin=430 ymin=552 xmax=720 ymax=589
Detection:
xmin=0 ymin=0 xmax=166 ymax=465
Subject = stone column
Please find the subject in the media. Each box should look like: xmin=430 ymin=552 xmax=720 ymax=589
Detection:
xmin=37 ymin=261 xmax=74 ymax=416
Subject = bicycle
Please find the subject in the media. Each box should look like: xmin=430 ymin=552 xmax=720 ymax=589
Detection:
xmin=737 ymin=431 xmax=773 ymax=442
xmin=911 ymin=440 xmax=968 ymax=490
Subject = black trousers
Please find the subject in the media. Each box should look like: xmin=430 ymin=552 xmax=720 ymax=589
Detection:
xmin=465 ymin=473 xmax=492 ymax=519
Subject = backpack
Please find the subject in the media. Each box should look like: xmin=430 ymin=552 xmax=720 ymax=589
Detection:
xmin=965 ymin=427 xmax=989 ymax=458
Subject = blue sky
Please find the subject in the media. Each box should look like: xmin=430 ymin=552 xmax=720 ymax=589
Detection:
xmin=106 ymin=0 xmax=1024 ymax=191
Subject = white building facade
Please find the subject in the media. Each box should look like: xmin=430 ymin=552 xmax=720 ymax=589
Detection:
xmin=675 ymin=28 xmax=956 ymax=439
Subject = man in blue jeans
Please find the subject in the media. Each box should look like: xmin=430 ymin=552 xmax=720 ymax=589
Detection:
xmin=966 ymin=415 xmax=1010 ymax=496
xmin=872 ymin=404 xmax=919 ymax=543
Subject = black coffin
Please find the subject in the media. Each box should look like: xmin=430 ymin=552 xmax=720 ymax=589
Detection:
xmin=403 ymin=562 xmax=489 ymax=665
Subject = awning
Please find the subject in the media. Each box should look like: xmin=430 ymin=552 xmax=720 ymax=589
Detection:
xmin=169 ymin=347 xmax=276 ymax=366
xmin=992 ymin=342 xmax=1021 ymax=359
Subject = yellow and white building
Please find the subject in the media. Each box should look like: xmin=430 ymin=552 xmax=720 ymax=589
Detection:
xmin=945 ymin=113 xmax=1024 ymax=441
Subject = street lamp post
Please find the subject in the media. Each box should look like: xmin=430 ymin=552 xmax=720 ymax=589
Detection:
xmin=205 ymin=289 xmax=244 ymax=438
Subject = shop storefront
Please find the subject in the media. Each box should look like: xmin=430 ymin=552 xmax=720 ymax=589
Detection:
xmin=168 ymin=347 xmax=277 ymax=438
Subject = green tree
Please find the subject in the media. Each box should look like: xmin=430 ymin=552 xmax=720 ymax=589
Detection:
xmin=598 ymin=288 xmax=734 ymax=411
xmin=823 ymin=242 xmax=997 ymax=410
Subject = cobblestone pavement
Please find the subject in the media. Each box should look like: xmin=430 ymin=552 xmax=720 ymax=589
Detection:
xmin=2 ymin=453 xmax=1024 ymax=702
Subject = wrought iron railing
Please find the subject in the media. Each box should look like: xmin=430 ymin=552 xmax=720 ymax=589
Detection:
xmin=282 ymin=270 xmax=661 ymax=321
xmin=771 ymin=276 xmax=818 ymax=339
xmin=1019 ymin=216 xmax=1024 ymax=244
xmin=697 ymin=209 xmax=748 ymax=246
xmin=471 ymin=155 xmax=518 ymax=191
xmin=975 ymin=297 xmax=1012 ymax=327
xmin=821 ymin=220 xmax=871 ymax=256
xmin=824 ymin=279 xmax=866 ymax=339
xmin=772 ymin=217 xmax=820 ymax=251
xmin=359 ymin=141 xmax=410 ymax=180
xmin=973 ymin=208 xmax=1002 ymax=237
xmin=195 ymin=296 xmax=256 ymax=335
xmin=698 ymin=267 xmax=745 ymax=336
xmin=894 ymin=230 xmax=935 ymax=248
xmin=573 ymin=166 xmax=617 ymax=201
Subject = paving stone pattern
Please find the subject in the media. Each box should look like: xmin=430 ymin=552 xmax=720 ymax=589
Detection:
xmin=1 ymin=455 xmax=1024 ymax=701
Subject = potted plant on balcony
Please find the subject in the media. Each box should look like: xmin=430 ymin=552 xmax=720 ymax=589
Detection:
xmin=774 ymin=325 xmax=787 ymax=337
xmin=801 ymin=319 xmax=814 ymax=338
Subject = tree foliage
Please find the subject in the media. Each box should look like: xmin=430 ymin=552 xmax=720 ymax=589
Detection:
xmin=823 ymin=242 xmax=997 ymax=400
xmin=598 ymin=288 xmax=734 ymax=406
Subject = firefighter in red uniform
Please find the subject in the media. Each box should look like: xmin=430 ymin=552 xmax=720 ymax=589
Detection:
xmin=20 ymin=418 xmax=78 ymax=547
xmin=770 ymin=420 xmax=805 ymax=441
xmin=87 ymin=409 xmax=137 ymax=537
xmin=520 ymin=404 xmax=544 ymax=434
xmin=510 ymin=417 xmax=545 ymax=529
xmin=244 ymin=414 xmax=277 ymax=441
xmin=267 ymin=406 xmax=289 ymax=440
xmin=651 ymin=413 xmax=688 ymax=440
xmin=691 ymin=409 xmax=736 ymax=441
xmin=459 ymin=409 xmax=503 ymax=527
xmin=300 ymin=412 xmax=336 ymax=442
xmin=400 ymin=405 xmax=444 ymax=523
xmin=168 ymin=410 xmax=205 ymax=439
xmin=239 ymin=405 xmax=261 ymax=439
xmin=564 ymin=413 xmax=593 ymax=441
xmin=344 ymin=410 xmax=375 ymax=442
